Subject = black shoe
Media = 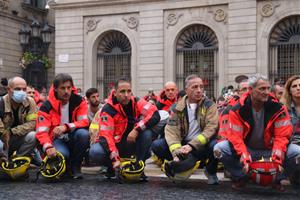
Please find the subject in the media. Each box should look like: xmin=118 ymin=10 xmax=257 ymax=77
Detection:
xmin=72 ymin=167 xmax=83 ymax=179
xmin=140 ymin=172 xmax=148 ymax=182
xmin=164 ymin=161 xmax=175 ymax=178
xmin=104 ymin=167 xmax=116 ymax=179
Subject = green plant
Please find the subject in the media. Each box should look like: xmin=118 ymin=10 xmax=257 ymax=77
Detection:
xmin=19 ymin=52 xmax=52 ymax=69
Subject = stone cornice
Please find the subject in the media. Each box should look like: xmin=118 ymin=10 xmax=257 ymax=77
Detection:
xmin=53 ymin=0 xmax=229 ymax=10
xmin=52 ymin=0 xmax=163 ymax=10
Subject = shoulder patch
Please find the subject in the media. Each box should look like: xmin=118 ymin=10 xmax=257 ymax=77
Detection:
xmin=101 ymin=104 xmax=118 ymax=117
xmin=39 ymin=101 xmax=52 ymax=114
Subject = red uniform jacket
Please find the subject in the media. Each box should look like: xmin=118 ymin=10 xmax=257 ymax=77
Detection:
xmin=98 ymin=90 xmax=160 ymax=162
xmin=217 ymin=95 xmax=240 ymax=141
xmin=36 ymin=85 xmax=89 ymax=151
xmin=226 ymin=92 xmax=292 ymax=164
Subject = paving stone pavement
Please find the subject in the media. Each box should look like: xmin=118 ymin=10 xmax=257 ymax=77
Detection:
xmin=0 ymin=161 xmax=299 ymax=200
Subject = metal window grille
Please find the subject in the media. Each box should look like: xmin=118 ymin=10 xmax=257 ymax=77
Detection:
xmin=176 ymin=25 xmax=218 ymax=98
xmin=97 ymin=31 xmax=131 ymax=99
xmin=269 ymin=16 xmax=300 ymax=83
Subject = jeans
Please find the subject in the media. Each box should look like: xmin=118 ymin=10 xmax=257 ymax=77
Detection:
xmin=214 ymin=140 xmax=300 ymax=181
xmin=0 ymin=131 xmax=37 ymax=157
xmin=53 ymin=128 xmax=89 ymax=170
xmin=151 ymin=138 xmax=218 ymax=175
xmin=89 ymin=129 xmax=153 ymax=165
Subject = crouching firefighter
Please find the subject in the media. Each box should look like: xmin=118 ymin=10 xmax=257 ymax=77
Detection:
xmin=151 ymin=74 xmax=219 ymax=184
xmin=36 ymin=73 xmax=90 ymax=179
xmin=89 ymin=78 xmax=160 ymax=182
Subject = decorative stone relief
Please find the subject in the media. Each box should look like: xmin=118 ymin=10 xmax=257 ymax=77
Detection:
xmin=122 ymin=16 xmax=139 ymax=31
xmin=167 ymin=13 xmax=183 ymax=28
xmin=260 ymin=3 xmax=280 ymax=21
xmin=86 ymin=18 xmax=101 ymax=34
xmin=214 ymin=9 xmax=226 ymax=22
xmin=0 ymin=0 xmax=9 ymax=11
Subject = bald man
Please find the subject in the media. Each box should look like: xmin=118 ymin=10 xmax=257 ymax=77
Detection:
xmin=0 ymin=77 xmax=37 ymax=163
xmin=156 ymin=81 xmax=178 ymax=111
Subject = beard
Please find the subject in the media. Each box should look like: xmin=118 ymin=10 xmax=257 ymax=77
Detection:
xmin=90 ymin=101 xmax=100 ymax=107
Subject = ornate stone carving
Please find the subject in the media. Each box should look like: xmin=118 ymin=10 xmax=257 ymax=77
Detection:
xmin=261 ymin=3 xmax=274 ymax=17
xmin=86 ymin=18 xmax=101 ymax=34
xmin=214 ymin=9 xmax=226 ymax=22
xmin=0 ymin=0 xmax=9 ymax=11
xmin=122 ymin=16 xmax=139 ymax=30
xmin=167 ymin=13 xmax=183 ymax=28
xmin=260 ymin=3 xmax=280 ymax=21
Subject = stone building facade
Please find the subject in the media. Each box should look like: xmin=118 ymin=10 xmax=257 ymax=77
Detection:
xmin=0 ymin=0 xmax=55 ymax=88
xmin=53 ymin=0 xmax=300 ymax=98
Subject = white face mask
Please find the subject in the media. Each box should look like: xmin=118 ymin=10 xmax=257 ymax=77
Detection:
xmin=12 ymin=90 xmax=27 ymax=103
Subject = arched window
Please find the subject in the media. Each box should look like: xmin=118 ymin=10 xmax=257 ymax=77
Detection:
xmin=176 ymin=25 xmax=218 ymax=98
xmin=96 ymin=31 xmax=131 ymax=98
xmin=269 ymin=15 xmax=300 ymax=83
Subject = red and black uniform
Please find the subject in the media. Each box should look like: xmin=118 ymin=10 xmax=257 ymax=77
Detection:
xmin=97 ymin=90 xmax=160 ymax=162
xmin=156 ymin=91 xmax=176 ymax=111
xmin=227 ymin=92 xmax=292 ymax=165
xmin=36 ymin=85 xmax=89 ymax=152
xmin=217 ymin=95 xmax=240 ymax=142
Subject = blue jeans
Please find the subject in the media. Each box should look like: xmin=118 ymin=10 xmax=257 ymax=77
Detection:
xmin=89 ymin=129 xmax=153 ymax=165
xmin=151 ymin=138 xmax=218 ymax=175
xmin=53 ymin=128 xmax=89 ymax=169
xmin=214 ymin=140 xmax=300 ymax=181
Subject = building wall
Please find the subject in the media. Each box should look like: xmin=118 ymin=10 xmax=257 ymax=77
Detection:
xmin=0 ymin=0 xmax=55 ymax=87
xmin=53 ymin=0 xmax=300 ymax=97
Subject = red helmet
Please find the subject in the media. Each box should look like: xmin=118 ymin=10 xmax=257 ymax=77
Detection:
xmin=249 ymin=160 xmax=280 ymax=186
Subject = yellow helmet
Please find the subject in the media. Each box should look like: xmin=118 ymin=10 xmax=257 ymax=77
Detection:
xmin=40 ymin=151 xmax=66 ymax=179
xmin=162 ymin=160 xmax=200 ymax=181
xmin=1 ymin=156 xmax=31 ymax=180
xmin=119 ymin=157 xmax=145 ymax=182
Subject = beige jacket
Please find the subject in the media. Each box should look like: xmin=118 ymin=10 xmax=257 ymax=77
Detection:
xmin=165 ymin=95 xmax=218 ymax=157
xmin=0 ymin=94 xmax=37 ymax=136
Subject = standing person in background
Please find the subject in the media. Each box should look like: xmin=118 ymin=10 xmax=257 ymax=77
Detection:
xmin=36 ymin=73 xmax=90 ymax=179
xmin=271 ymin=83 xmax=284 ymax=101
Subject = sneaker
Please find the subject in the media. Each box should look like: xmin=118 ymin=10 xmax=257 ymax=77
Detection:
xmin=204 ymin=168 xmax=219 ymax=185
xmin=231 ymin=177 xmax=247 ymax=190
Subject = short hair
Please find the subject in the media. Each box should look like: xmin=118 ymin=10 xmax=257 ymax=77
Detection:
xmin=115 ymin=77 xmax=131 ymax=89
xmin=53 ymin=73 xmax=74 ymax=89
xmin=185 ymin=74 xmax=200 ymax=88
xmin=85 ymin=88 xmax=98 ymax=98
xmin=247 ymin=74 xmax=268 ymax=88
xmin=237 ymin=80 xmax=248 ymax=90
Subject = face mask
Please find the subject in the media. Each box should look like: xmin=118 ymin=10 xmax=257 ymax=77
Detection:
xmin=12 ymin=90 xmax=27 ymax=103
